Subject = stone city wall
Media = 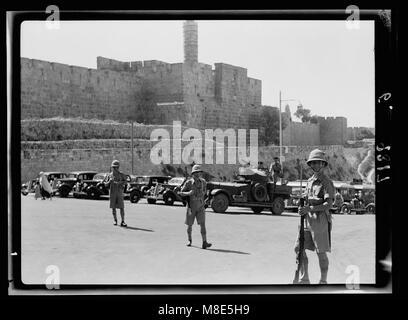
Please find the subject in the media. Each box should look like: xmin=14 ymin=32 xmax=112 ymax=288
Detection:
xmin=21 ymin=137 xmax=345 ymax=183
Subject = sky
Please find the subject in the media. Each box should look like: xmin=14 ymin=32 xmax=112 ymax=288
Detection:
xmin=21 ymin=20 xmax=375 ymax=127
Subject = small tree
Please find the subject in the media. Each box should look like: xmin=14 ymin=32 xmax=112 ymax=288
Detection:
xmin=261 ymin=107 xmax=289 ymax=145
xmin=132 ymin=81 xmax=156 ymax=124
xmin=126 ymin=81 xmax=156 ymax=174
xmin=294 ymin=105 xmax=312 ymax=123
xmin=357 ymin=129 xmax=375 ymax=140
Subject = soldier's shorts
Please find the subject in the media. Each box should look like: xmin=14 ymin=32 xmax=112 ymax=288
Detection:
xmin=185 ymin=201 xmax=206 ymax=226
xmin=294 ymin=228 xmax=331 ymax=254
xmin=110 ymin=194 xmax=124 ymax=209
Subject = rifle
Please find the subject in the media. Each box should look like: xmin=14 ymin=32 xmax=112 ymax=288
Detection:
xmin=293 ymin=163 xmax=305 ymax=284
xmin=175 ymin=175 xmax=190 ymax=207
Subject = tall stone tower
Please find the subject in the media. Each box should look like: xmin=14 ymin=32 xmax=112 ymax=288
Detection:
xmin=183 ymin=20 xmax=198 ymax=63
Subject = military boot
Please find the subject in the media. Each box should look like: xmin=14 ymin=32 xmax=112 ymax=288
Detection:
xmin=202 ymin=241 xmax=212 ymax=249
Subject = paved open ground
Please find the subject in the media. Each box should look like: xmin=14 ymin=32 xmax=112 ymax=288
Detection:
xmin=20 ymin=194 xmax=375 ymax=285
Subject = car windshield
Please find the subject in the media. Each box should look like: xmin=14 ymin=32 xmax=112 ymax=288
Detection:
xmin=47 ymin=173 xmax=67 ymax=179
xmin=135 ymin=177 xmax=149 ymax=183
xmin=94 ymin=174 xmax=106 ymax=180
xmin=67 ymin=173 xmax=78 ymax=178
xmin=168 ymin=177 xmax=185 ymax=186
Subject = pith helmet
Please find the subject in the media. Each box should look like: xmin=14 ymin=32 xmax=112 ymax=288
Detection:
xmin=306 ymin=149 xmax=328 ymax=166
xmin=191 ymin=164 xmax=203 ymax=174
xmin=111 ymin=160 xmax=120 ymax=168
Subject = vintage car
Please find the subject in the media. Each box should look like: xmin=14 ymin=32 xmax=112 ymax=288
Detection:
xmin=21 ymin=178 xmax=38 ymax=196
xmin=73 ymin=172 xmax=107 ymax=199
xmin=285 ymin=180 xmax=307 ymax=211
xmin=21 ymin=172 xmax=68 ymax=196
xmin=335 ymin=182 xmax=375 ymax=214
xmin=206 ymin=167 xmax=292 ymax=215
xmin=127 ymin=175 xmax=172 ymax=203
xmin=56 ymin=171 xmax=98 ymax=197
xmin=146 ymin=176 xmax=188 ymax=205
xmin=73 ymin=172 xmax=131 ymax=199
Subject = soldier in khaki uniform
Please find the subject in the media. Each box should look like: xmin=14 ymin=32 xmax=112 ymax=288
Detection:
xmin=295 ymin=149 xmax=334 ymax=284
xmin=104 ymin=160 xmax=128 ymax=227
xmin=178 ymin=165 xmax=212 ymax=249
xmin=271 ymin=157 xmax=282 ymax=184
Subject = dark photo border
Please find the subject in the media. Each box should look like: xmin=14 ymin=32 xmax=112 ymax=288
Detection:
xmin=7 ymin=7 xmax=397 ymax=304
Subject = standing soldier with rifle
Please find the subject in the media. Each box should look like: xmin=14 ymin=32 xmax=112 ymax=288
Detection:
xmin=293 ymin=149 xmax=334 ymax=284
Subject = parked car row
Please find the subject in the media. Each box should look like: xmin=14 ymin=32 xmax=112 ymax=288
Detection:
xmin=22 ymin=168 xmax=376 ymax=216
xmin=21 ymin=171 xmax=177 ymax=203
xmin=332 ymin=181 xmax=375 ymax=214
xmin=21 ymin=167 xmax=293 ymax=215
xmin=284 ymin=179 xmax=376 ymax=215
xmin=21 ymin=171 xmax=69 ymax=196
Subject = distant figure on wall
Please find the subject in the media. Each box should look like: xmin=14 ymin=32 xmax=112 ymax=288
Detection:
xmin=271 ymin=157 xmax=282 ymax=184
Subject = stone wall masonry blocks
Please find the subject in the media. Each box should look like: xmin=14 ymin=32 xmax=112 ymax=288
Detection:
xmin=22 ymin=50 xmax=348 ymax=147
xmin=20 ymin=139 xmax=345 ymax=183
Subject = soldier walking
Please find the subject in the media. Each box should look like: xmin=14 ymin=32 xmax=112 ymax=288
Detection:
xmin=178 ymin=165 xmax=212 ymax=249
xmin=295 ymin=149 xmax=334 ymax=284
xmin=104 ymin=160 xmax=128 ymax=227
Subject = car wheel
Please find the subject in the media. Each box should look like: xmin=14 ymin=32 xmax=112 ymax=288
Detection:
xmin=147 ymin=198 xmax=157 ymax=204
xmin=88 ymin=190 xmax=100 ymax=200
xmin=130 ymin=190 xmax=141 ymax=203
xmin=211 ymin=193 xmax=229 ymax=213
xmin=251 ymin=207 xmax=264 ymax=214
xmin=341 ymin=204 xmax=351 ymax=214
xmin=59 ymin=186 xmax=70 ymax=198
xmin=271 ymin=197 xmax=285 ymax=215
xmin=366 ymin=204 xmax=375 ymax=214
xmin=163 ymin=193 xmax=175 ymax=206
xmin=252 ymin=183 xmax=267 ymax=202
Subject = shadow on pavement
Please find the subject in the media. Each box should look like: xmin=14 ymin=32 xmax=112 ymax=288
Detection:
xmin=124 ymin=226 xmax=154 ymax=232
xmin=209 ymin=210 xmax=299 ymax=217
xmin=70 ymin=196 xmax=109 ymax=201
xmin=150 ymin=203 xmax=186 ymax=207
xmin=190 ymin=245 xmax=250 ymax=255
